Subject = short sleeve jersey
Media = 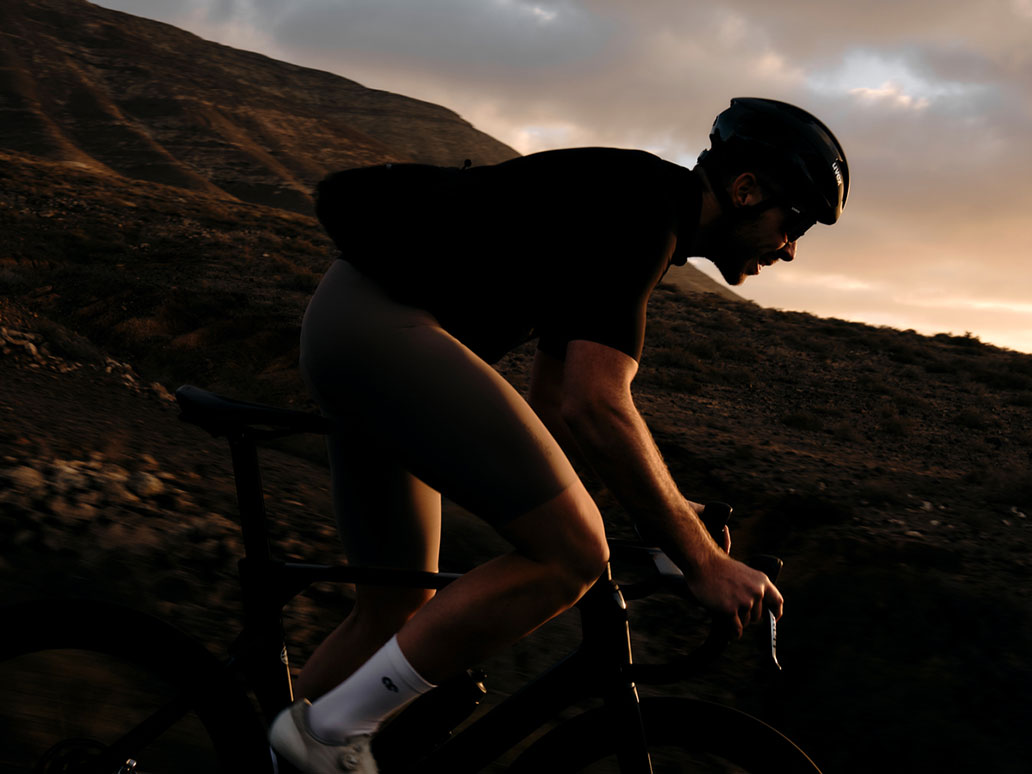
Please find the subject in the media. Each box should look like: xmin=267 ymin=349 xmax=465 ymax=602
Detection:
xmin=322 ymin=148 xmax=702 ymax=364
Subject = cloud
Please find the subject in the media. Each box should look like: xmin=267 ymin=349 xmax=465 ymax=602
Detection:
xmin=849 ymin=82 xmax=930 ymax=110
xmin=262 ymin=0 xmax=615 ymax=74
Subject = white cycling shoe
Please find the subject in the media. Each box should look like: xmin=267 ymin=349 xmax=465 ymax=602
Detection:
xmin=270 ymin=699 xmax=379 ymax=773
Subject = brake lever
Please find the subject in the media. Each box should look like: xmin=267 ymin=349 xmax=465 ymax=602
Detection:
xmin=701 ymin=503 xmax=784 ymax=672
xmin=749 ymin=554 xmax=783 ymax=671
xmin=630 ymin=504 xmax=784 ymax=671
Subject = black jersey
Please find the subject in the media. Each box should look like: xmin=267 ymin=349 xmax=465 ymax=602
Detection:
xmin=316 ymin=148 xmax=702 ymax=363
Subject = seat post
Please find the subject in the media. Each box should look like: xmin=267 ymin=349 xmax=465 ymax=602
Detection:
xmin=226 ymin=429 xmax=272 ymax=562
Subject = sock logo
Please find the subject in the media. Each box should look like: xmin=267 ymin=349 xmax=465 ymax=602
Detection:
xmin=382 ymin=676 xmax=399 ymax=693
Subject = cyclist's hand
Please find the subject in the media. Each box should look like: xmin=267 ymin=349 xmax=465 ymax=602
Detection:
xmin=689 ymin=553 xmax=783 ymax=638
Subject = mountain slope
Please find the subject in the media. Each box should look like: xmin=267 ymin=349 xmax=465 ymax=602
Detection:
xmin=0 ymin=0 xmax=739 ymax=307
xmin=0 ymin=0 xmax=519 ymax=212
xmin=664 ymin=262 xmax=744 ymax=301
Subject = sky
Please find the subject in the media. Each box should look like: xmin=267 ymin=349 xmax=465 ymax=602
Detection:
xmin=96 ymin=0 xmax=1032 ymax=354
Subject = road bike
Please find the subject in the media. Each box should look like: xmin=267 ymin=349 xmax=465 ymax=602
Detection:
xmin=0 ymin=385 xmax=822 ymax=773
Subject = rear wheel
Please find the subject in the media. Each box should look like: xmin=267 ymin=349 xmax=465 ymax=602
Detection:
xmin=511 ymin=697 xmax=822 ymax=773
xmin=0 ymin=599 xmax=272 ymax=774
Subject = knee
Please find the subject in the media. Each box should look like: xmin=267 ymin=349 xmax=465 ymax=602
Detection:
xmin=558 ymin=491 xmax=610 ymax=592
xmin=539 ymin=517 xmax=610 ymax=610
xmin=561 ymin=525 xmax=610 ymax=597
xmin=504 ymin=483 xmax=610 ymax=608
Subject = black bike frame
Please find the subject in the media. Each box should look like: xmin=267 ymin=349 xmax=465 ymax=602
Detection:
xmin=36 ymin=388 xmax=798 ymax=774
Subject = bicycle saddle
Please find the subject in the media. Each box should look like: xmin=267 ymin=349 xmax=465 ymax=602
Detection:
xmin=175 ymin=384 xmax=330 ymax=436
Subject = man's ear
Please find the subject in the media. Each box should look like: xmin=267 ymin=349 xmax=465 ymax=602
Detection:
xmin=729 ymin=172 xmax=762 ymax=207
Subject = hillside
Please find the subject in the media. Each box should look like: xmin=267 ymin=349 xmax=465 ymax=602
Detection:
xmin=1 ymin=1 xmax=1031 ymax=773
xmin=0 ymin=0 xmax=736 ymax=406
xmin=0 ymin=0 xmax=518 ymax=212
xmin=4 ymin=278 xmax=1032 ymax=772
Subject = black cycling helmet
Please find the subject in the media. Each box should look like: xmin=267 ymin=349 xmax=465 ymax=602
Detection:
xmin=698 ymin=97 xmax=849 ymax=226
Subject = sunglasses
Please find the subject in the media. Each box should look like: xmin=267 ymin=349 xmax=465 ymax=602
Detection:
xmin=751 ymin=198 xmax=817 ymax=243
xmin=783 ymin=205 xmax=817 ymax=243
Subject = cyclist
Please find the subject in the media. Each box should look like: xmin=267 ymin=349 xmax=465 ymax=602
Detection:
xmin=270 ymin=97 xmax=849 ymax=772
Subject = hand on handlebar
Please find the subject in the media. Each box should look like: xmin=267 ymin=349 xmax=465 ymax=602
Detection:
xmin=689 ymin=553 xmax=784 ymax=639
xmin=689 ymin=501 xmax=780 ymax=638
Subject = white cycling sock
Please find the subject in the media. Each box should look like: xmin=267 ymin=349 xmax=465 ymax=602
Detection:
xmin=308 ymin=635 xmax=435 ymax=742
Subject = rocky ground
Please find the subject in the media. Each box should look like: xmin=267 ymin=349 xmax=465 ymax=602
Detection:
xmin=3 ymin=288 xmax=1032 ymax=773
